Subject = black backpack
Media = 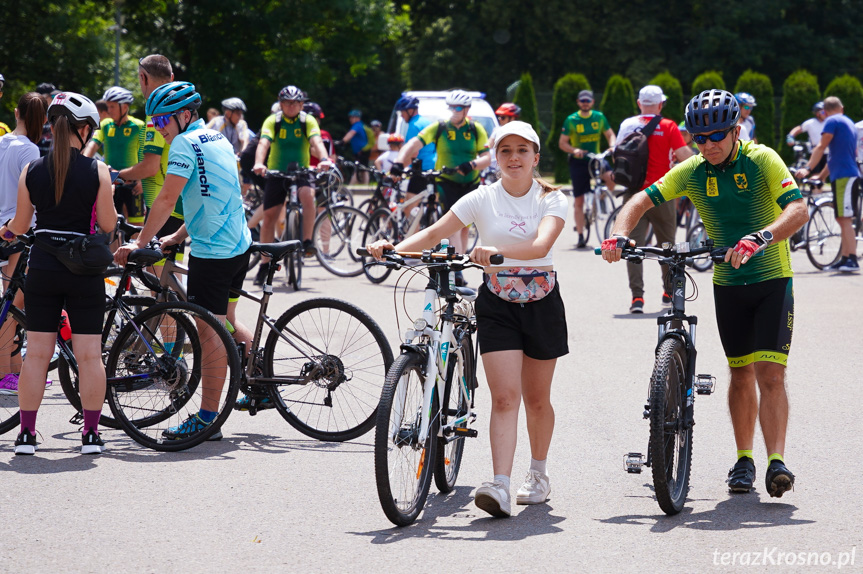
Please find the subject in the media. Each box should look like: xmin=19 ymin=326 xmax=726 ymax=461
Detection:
xmin=612 ymin=115 xmax=663 ymax=193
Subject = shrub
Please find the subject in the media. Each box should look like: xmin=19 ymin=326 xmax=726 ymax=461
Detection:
xmin=691 ymin=70 xmax=726 ymax=96
xmin=599 ymin=75 xmax=636 ymax=141
xmin=734 ymin=70 xmax=775 ymax=148
xmin=648 ymin=71 xmax=684 ymax=124
xmin=513 ymin=72 xmax=541 ymax=136
xmin=824 ymin=74 xmax=863 ymax=122
xmin=780 ymin=70 xmax=820 ymax=162
xmin=547 ymin=73 xmax=591 ymax=183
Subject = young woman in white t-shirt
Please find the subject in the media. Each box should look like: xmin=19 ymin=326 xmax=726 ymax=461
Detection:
xmin=367 ymin=121 xmax=568 ymax=518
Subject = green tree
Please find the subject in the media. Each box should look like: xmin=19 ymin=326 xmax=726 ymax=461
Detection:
xmin=824 ymin=74 xmax=863 ymax=122
xmin=780 ymin=70 xmax=820 ymax=163
xmin=513 ymin=72 xmax=541 ymax=137
xmin=648 ymin=71 xmax=684 ymax=124
xmin=734 ymin=70 xmax=775 ymax=148
xmin=547 ymin=73 xmax=591 ymax=183
xmin=691 ymin=71 xmax=726 ymax=96
xmin=600 ymin=75 xmax=636 ymax=139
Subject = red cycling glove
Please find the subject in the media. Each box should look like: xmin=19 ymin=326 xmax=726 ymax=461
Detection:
xmin=733 ymin=231 xmax=770 ymax=260
xmin=601 ymin=235 xmax=631 ymax=252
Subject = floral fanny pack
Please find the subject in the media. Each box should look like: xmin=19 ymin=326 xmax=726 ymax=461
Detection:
xmin=483 ymin=267 xmax=557 ymax=303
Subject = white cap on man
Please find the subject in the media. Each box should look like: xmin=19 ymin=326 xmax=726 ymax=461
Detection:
xmin=639 ymin=85 xmax=668 ymax=106
xmin=493 ymin=120 xmax=541 ymax=153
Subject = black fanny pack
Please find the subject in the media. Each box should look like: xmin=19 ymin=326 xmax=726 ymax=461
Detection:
xmin=36 ymin=232 xmax=114 ymax=276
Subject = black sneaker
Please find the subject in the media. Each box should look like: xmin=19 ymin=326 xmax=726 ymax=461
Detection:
xmin=14 ymin=429 xmax=37 ymax=455
xmin=576 ymin=234 xmax=587 ymax=249
xmin=629 ymin=297 xmax=644 ymax=314
xmin=253 ymin=264 xmax=268 ymax=286
xmin=765 ymin=459 xmax=795 ymax=498
xmin=81 ymin=429 xmax=105 ymax=455
xmin=727 ymin=456 xmax=756 ymax=493
xmin=302 ymin=239 xmax=317 ymax=258
xmin=824 ymin=256 xmax=848 ymax=272
xmin=838 ymin=255 xmax=860 ymax=273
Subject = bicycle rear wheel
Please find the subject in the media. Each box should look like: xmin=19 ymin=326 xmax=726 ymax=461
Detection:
xmin=686 ymin=223 xmax=713 ymax=272
xmin=648 ymin=337 xmax=692 ymax=515
xmin=806 ymin=202 xmax=842 ymax=269
xmin=283 ymin=208 xmax=303 ymax=290
xmin=0 ymin=306 xmax=27 ymax=435
xmin=605 ymin=204 xmax=654 ymax=244
xmin=375 ymin=352 xmax=438 ymax=526
xmin=362 ymin=208 xmax=398 ymax=284
xmin=433 ymin=334 xmax=474 ymax=493
xmin=105 ymin=301 xmax=240 ymax=451
xmin=264 ymin=297 xmax=393 ymax=441
xmin=313 ymin=206 xmax=369 ymax=278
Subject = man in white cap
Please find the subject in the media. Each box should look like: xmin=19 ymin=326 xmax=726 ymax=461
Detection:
xmin=615 ymin=85 xmax=694 ymax=313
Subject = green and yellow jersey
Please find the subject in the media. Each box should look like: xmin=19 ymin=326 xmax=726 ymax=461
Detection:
xmin=561 ymin=110 xmax=610 ymax=155
xmin=142 ymin=116 xmax=182 ymax=219
xmin=0 ymin=122 xmax=11 ymax=137
xmin=646 ymin=140 xmax=802 ymax=286
xmin=417 ymin=120 xmax=489 ymax=184
xmin=261 ymin=112 xmax=321 ymax=170
xmin=92 ymin=116 xmax=146 ymax=170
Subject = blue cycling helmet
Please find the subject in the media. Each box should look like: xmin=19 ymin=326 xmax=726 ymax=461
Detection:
xmin=685 ymin=89 xmax=740 ymax=134
xmin=812 ymin=101 xmax=825 ymax=112
xmin=348 ymin=109 xmax=362 ymax=118
xmin=145 ymin=81 xmax=202 ymax=116
xmin=734 ymin=92 xmax=757 ymax=107
xmin=394 ymin=95 xmax=419 ymax=111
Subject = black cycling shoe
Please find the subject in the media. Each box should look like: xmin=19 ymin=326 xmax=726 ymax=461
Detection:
xmin=727 ymin=456 xmax=756 ymax=493
xmin=253 ymin=265 xmax=267 ymax=286
xmin=302 ymin=239 xmax=317 ymax=258
xmin=765 ymin=459 xmax=795 ymax=498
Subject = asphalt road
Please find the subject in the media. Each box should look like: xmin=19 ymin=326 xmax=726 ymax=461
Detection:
xmin=2 ymin=197 xmax=861 ymax=573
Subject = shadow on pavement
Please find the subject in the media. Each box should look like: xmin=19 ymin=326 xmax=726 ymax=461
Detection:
xmin=351 ymin=486 xmax=565 ymax=543
xmin=598 ymin=490 xmax=814 ymax=532
xmin=612 ymin=311 xmax=667 ymax=320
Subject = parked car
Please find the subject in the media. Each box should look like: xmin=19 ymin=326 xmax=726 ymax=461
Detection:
xmin=387 ymin=90 xmax=499 ymax=143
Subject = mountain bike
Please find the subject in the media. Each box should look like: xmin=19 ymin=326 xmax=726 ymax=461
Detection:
xmin=581 ymin=149 xmax=618 ymax=245
xmin=784 ymin=171 xmax=841 ymax=269
xmin=602 ymin=239 xmax=728 ymax=515
xmin=360 ymin=246 xmax=503 ymax=526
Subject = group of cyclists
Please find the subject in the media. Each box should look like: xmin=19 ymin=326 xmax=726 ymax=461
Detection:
xmin=0 ymin=56 xmax=853 ymax=519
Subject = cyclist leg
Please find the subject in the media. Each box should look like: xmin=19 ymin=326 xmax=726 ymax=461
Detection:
xmin=259 ymin=177 xmax=288 ymax=265
xmin=299 ymin=184 xmax=315 ymax=242
xmin=625 ymin=193 xmax=649 ymax=302
xmin=226 ymin=250 xmax=253 ymax=354
xmin=645 ymin=199 xmax=677 ymax=297
xmin=569 ymin=157 xmax=590 ymax=240
xmin=833 ymin=177 xmax=857 ymax=258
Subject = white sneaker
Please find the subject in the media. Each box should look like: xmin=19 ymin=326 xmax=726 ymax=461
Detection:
xmin=474 ymin=480 xmax=511 ymax=517
xmin=516 ymin=470 xmax=551 ymax=505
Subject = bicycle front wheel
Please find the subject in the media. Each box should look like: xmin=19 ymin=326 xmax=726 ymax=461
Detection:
xmin=375 ymin=352 xmax=438 ymax=526
xmin=806 ymin=202 xmax=842 ymax=269
xmin=283 ymin=208 xmax=303 ymax=290
xmin=0 ymin=306 xmax=27 ymax=435
xmin=362 ymin=208 xmax=398 ymax=284
xmin=105 ymin=301 xmax=240 ymax=451
xmin=313 ymin=206 xmax=369 ymax=278
xmin=593 ymin=188 xmax=615 ymax=244
xmin=264 ymin=297 xmax=393 ymax=441
xmin=433 ymin=334 xmax=474 ymax=493
xmin=648 ymin=337 xmax=692 ymax=515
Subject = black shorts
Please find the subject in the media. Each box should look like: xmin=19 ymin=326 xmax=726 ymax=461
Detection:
xmin=114 ymin=183 xmax=146 ymax=223
xmin=263 ymin=173 xmax=315 ymax=210
xmin=437 ymin=178 xmax=479 ymax=213
xmin=153 ymin=215 xmax=186 ymax=260
xmin=24 ymin=267 xmax=105 ymax=334
xmin=568 ymin=157 xmax=591 ymax=197
xmin=187 ymin=250 xmax=251 ymax=316
xmin=475 ymin=282 xmax=569 ymax=360
xmin=713 ymin=277 xmax=794 ymax=367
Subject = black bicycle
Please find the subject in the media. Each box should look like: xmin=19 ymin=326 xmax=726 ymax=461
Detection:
xmin=601 ymin=239 xmax=727 ymax=514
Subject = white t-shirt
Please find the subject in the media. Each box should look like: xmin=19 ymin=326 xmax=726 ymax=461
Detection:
xmin=376 ymin=133 xmax=389 ymax=151
xmin=450 ymin=180 xmax=568 ymax=268
xmin=739 ymin=116 xmax=756 ymax=141
xmin=377 ymin=150 xmax=399 ymax=173
xmin=855 ymin=120 xmax=863 ymax=163
xmin=801 ymin=117 xmax=825 ymax=147
xmin=0 ymin=135 xmax=40 ymax=223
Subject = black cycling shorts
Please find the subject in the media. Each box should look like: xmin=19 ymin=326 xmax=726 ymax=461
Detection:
xmin=263 ymin=173 xmax=315 ymax=210
xmin=114 ymin=183 xmax=146 ymax=223
xmin=437 ymin=178 xmax=479 ymax=214
xmin=187 ymin=250 xmax=251 ymax=316
xmin=568 ymin=157 xmax=591 ymax=197
xmin=24 ymin=267 xmax=105 ymax=334
xmin=475 ymin=282 xmax=569 ymax=360
xmin=713 ymin=277 xmax=794 ymax=367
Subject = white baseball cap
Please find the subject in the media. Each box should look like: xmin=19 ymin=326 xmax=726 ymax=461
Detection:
xmin=493 ymin=120 xmax=541 ymax=152
xmin=639 ymin=85 xmax=668 ymax=106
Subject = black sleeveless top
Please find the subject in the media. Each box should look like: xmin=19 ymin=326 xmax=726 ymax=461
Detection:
xmin=25 ymin=148 xmax=100 ymax=270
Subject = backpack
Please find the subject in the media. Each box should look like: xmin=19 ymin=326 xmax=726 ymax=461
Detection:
xmin=612 ymin=115 xmax=663 ymax=193
xmin=362 ymin=124 xmax=375 ymax=152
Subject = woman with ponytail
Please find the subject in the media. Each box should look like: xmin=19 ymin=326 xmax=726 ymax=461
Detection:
xmin=0 ymin=92 xmax=116 ymax=455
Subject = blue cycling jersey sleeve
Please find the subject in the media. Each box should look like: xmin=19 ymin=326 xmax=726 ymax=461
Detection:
xmin=167 ymin=118 xmax=252 ymax=258
xmin=406 ymin=115 xmax=436 ymax=170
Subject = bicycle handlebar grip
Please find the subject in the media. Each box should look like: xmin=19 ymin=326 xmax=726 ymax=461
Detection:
xmin=356 ymin=248 xmax=371 ymax=257
xmin=489 ymin=254 xmax=504 ymax=265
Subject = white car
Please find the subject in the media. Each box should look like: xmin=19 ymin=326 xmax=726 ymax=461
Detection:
xmin=387 ymin=90 xmax=499 ymax=142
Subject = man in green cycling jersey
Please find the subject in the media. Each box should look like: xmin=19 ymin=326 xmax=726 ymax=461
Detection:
xmin=602 ymin=89 xmax=809 ymax=499
xmin=83 ymin=86 xmax=146 ymax=224
xmin=0 ymin=73 xmax=10 ymax=136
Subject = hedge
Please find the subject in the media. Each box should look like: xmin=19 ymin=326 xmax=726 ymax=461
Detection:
xmin=547 ymin=73 xmax=591 ymax=183
xmin=691 ymin=70 xmax=726 ymax=96
xmin=600 ymin=74 xmax=636 ymax=139
xmin=824 ymin=74 xmax=863 ymax=122
xmin=734 ymin=70 xmax=775 ymax=148
xmin=780 ymin=70 xmax=820 ymax=162
xmin=648 ymin=71 xmax=684 ymax=124
xmin=513 ymin=72 xmax=541 ymax=138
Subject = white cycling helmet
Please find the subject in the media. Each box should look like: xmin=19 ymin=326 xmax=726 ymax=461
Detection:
xmin=102 ymin=86 xmax=134 ymax=104
xmin=221 ymin=97 xmax=246 ymax=112
xmin=47 ymin=92 xmax=99 ymax=130
xmin=445 ymin=90 xmax=472 ymax=107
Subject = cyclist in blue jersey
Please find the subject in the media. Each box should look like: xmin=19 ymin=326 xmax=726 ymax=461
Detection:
xmin=394 ymin=95 xmax=436 ymax=194
xmin=114 ymin=81 xmax=254 ymax=441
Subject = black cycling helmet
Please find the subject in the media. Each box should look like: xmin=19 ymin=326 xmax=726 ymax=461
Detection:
xmin=36 ymin=83 xmax=56 ymax=95
xmin=221 ymin=97 xmax=246 ymax=112
xmin=394 ymin=95 xmax=419 ymax=111
xmin=303 ymin=101 xmax=324 ymax=119
xmin=685 ymin=89 xmax=740 ymax=134
xmin=278 ymin=85 xmax=305 ymax=102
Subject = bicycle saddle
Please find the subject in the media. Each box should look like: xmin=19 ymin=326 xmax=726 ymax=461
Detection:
xmin=249 ymin=240 xmax=302 ymax=260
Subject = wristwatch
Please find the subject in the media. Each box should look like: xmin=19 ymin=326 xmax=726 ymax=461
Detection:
xmin=760 ymin=230 xmax=774 ymax=244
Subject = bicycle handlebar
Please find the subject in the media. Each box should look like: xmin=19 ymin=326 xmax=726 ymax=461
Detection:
xmin=357 ymin=247 xmax=503 ymax=268
xmin=594 ymin=242 xmax=729 ymax=265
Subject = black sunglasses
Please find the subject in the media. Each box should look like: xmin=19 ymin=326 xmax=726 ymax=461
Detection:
xmin=692 ymin=126 xmax=736 ymax=145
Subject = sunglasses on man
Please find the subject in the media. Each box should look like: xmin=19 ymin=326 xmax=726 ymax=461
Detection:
xmin=448 ymin=105 xmax=467 ymax=112
xmin=578 ymin=99 xmax=592 ymax=104
xmin=692 ymin=126 xmax=736 ymax=145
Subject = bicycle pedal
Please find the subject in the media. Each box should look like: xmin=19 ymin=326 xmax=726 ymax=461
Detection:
xmin=69 ymin=412 xmax=84 ymax=425
xmin=624 ymin=452 xmax=645 ymax=473
xmin=695 ymin=374 xmax=716 ymax=395
xmin=451 ymin=427 xmax=478 ymax=438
